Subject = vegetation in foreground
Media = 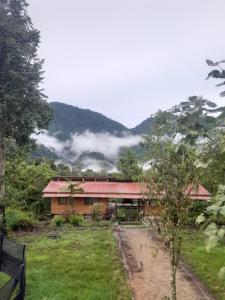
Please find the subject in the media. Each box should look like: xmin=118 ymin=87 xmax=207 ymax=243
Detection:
xmin=182 ymin=229 xmax=225 ymax=300
xmin=0 ymin=228 xmax=131 ymax=300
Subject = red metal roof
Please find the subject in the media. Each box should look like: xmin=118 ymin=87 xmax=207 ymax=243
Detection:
xmin=43 ymin=180 xmax=211 ymax=200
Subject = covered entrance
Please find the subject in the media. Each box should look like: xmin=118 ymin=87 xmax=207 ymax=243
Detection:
xmin=114 ymin=199 xmax=145 ymax=222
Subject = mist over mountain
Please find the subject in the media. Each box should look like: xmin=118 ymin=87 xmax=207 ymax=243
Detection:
xmin=34 ymin=102 xmax=152 ymax=171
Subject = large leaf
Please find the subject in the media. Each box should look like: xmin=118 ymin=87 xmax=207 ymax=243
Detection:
xmin=219 ymin=207 xmax=225 ymax=216
xmin=196 ymin=213 xmax=205 ymax=224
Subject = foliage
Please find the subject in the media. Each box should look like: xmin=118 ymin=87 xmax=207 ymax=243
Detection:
xmin=194 ymin=130 xmax=225 ymax=194
xmin=91 ymin=203 xmax=102 ymax=221
xmin=116 ymin=208 xmax=141 ymax=222
xmin=153 ymin=96 xmax=225 ymax=145
xmin=117 ymin=148 xmax=142 ymax=180
xmin=69 ymin=214 xmax=83 ymax=226
xmin=5 ymin=157 xmax=56 ymax=215
xmin=143 ymin=125 xmax=198 ymax=299
xmin=196 ymin=185 xmax=225 ymax=252
xmin=0 ymin=0 xmax=52 ymax=232
xmin=0 ymin=0 xmax=52 ymax=144
xmin=187 ymin=200 xmax=209 ymax=225
xmin=1 ymin=230 xmax=131 ymax=299
xmin=48 ymin=102 xmax=128 ymax=141
xmin=206 ymin=59 xmax=225 ymax=97
xmin=182 ymin=229 xmax=225 ymax=299
xmin=53 ymin=215 xmax=64 ymax=227
xmin=130 ymin=116 xmax=155 ymax=135
xmin=5 ymin=207 xmax=34 ymax=231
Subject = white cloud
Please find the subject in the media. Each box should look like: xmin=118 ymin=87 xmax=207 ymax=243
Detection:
xmin=33 ymin=132 xmax=65 ymax=153
xmin=69 ymin=130 xmax=141 ymax=160
xmin=33 ymin=130 xmax=141 ymax=170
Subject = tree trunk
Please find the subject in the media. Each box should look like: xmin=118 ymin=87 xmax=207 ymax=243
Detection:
xmin=0 ymin=130 xmax=6 ymax=233
xmin=170 ymin=234 xmax=177 ymax=300
xmin=0 ymin=130 xmax=5 ymax=202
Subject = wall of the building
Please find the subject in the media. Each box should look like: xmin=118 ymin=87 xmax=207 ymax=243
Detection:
xmin=51 ymin=197 xmax=108 ymax=216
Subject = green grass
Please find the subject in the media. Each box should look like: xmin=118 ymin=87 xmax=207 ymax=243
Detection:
xmin=0 ymin=228 xmax=131 ymax=300
xmin=182 ymin=229 xmax=225 ymax=300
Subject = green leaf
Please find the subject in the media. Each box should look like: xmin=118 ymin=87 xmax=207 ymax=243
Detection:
xmin=207 ymin=205 xmax=220 ymax=215
xmin=196 ymin=213 xmax=205 ymax=224
xmin=219 ymin=207 xmax=225 ymax=216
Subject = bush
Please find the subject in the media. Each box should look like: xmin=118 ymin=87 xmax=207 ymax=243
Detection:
xmin=117 ymin=208 xmax=140 ymax=222
xmin=53 ymin=215 xmax=64 ymax=227
xmin=6 ymin=208 xmax=34 ymax=231
xmin=91 ymin=203 xmax=102 ymax=221
xmin=187 ymin=201 xmax=209 ymax=225
xmin=69 ymin=215 xmax=83 ymax=227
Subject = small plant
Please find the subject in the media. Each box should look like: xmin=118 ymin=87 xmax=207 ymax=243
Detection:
xmin=5 ymin=208 xmax=34 ymax=231
xmin=91 ymin=203 xmax=102 ymax=221
xmin=53 ymin=215 xmax=64 ymax=227
xmin=69 ymin=214 xmax=83 ymax=227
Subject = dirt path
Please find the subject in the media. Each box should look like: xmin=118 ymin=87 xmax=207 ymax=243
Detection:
xmin=117 ymin=227 xmax=214 ymax=300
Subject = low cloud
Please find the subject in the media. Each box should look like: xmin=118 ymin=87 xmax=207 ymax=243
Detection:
xmin=34 ymin=130 xmax=141 ymax=170
xmin=70 ymin=130 xmax=141 ymax=160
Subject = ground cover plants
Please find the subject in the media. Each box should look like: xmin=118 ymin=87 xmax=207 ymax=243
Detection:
xmin=182 ymin=229 xmax=225 ymax=300
xmin=0 ymin=227 xmax=131 ymax=300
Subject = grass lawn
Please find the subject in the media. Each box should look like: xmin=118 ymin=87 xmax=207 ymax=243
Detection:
xmin=0 ymin=228 xmax=131 ymax=300
xmin=182 ymin=229 xmax=225 ymax=300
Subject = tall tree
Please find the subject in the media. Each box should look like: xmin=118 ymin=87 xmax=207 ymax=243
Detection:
xmin=143 ymin=130 xmax=198 ymax=300
xmin=0 ymin=1 xmax=52 ymax=211
xmin=117 ymin=148 xmax=142 ymax=180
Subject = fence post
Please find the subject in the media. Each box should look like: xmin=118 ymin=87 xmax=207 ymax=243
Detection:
xmin=0 ymin=233 xmax=3 ymax=271
xmin=0 ymin=205 xmax=6 ymax=235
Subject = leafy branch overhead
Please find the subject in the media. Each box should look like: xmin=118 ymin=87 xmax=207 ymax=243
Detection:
xmin=206 ymin=59 xmax=225 ymax=97
xmin=152 ymin=96 xmax=225 ymax=145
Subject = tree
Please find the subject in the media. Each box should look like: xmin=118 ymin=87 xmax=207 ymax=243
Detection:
xmin=143 ymin=118 xmax=198 ymax=300
xmin=154 ymin=96 xmax=224 ymax=145
xmin=5 ymin=157 xmax=56 ymax=215
xmin=0 ymin=0 xmax=52 ymax=211
xmin=206 ymin=59 xmax=225 ymax=97
xmin=116 ymin=148 xmax=142 ymax=180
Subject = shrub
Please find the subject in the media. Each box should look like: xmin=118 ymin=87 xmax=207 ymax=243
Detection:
xmin=187 ymin=201 xmax=209 ymax=225
xmin=69 ymin=215 xmax=83 ymax=227
xmin=91 ymin=203 xmax=102 ymax=221
xmin=117 ymin=207 xmax=140 ymax=222
xmin=53 ymin=215 xmax=64 ymax=227
xmin=6 ymin=208 xmax=34 ymax=231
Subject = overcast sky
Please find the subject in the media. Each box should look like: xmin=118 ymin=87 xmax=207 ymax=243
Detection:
xmin=28 ymin=0 xmax=225 ymax=128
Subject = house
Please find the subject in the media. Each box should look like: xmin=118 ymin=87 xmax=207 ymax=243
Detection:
xmin=42 ymin=176 xmax=211 ymax=218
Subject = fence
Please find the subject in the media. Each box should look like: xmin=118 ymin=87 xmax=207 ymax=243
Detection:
xmin=0 ymin=233 xmax=26 ymax=300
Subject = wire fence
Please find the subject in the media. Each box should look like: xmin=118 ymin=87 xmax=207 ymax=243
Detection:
xmin=0 ymin=233 xmax=26 ymax=300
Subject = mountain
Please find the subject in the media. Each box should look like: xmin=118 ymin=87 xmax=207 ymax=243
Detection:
xmin=130 ymin=117 xmax=155 ymax=135
xmin=33 ymin=101 xmax=153 ymax=170
xmin=48 ymin=102 xmax=129 ymax=140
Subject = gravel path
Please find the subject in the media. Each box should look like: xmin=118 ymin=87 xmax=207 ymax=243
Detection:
xmin=118 ymin=227 xmax=215 ymax=300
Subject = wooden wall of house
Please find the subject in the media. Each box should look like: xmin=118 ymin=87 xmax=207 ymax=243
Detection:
xmin=51 ymin=197 xmax=108 ymax=216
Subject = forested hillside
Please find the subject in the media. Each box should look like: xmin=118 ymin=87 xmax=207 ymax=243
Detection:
xmin=48 ymin=102 xmax=130 ymax=140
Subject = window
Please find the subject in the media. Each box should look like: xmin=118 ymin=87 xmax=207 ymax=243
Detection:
xmin=84 ymin=198 xmax=99 ymax=205
xmin=58 ymin=198 xmax=67 ymax=205
xmin=58 ymin=198 xmax=74 ymax=205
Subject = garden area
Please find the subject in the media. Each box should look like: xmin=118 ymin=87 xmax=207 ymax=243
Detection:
xmin=0 ymin=226 xmax=131 ymax=300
